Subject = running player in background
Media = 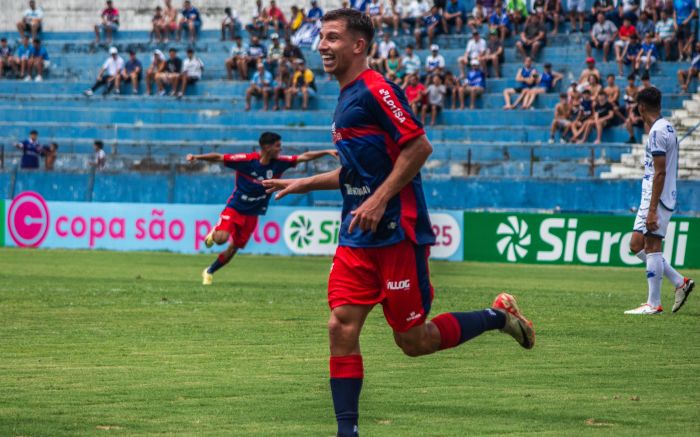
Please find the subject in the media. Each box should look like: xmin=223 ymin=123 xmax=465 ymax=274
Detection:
xmin=187 ymin=132 xmax=336 ymax=285
xmin=624 ymin=87 xmax=694 ymax=315
xmin=263 ymin=9 xmax=535 ymax=437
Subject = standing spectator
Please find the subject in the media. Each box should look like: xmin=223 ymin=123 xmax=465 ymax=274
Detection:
xmin=222 ymin=7 xmax=240 ymax=41
xmin=543 ymin=0 xmax=563 ymax=35
xmin=94 ymin=0 xmax=120 ymax=45
xmin=422 ymin=74 xmax=446 ymax=126
xmin=84 ymin=47 xmax=124 ymax=96
xmin=516 ymin=13 xmax=546 ymax=59
xmin=617 ymin=33 xmax=641 ymax=76
xmin=425 ymin=44 xmax=446 ymax=80
xmin=0 ymin=38 xmax=17 ymax=78
xmin=15 ymin=130 xmax=43 ymax=170
xmin=177 ymin=48 xmax=203 ymax=98
xmin=380 ymin=0 xmax=402 ymax=37
xmin=678 ymin=41 xmax=700 ymax=92
xmin=489 ymin=3 xmax=512 ymax=41
xmin=286 ymin=59 xmax=315 ymax=110
xmin=401 ymin=44 xmax=422 ymax=77
xmin=403 ymin=0 xmax=430 ymax=33
xmin=244 ymin=36 xmax=268 ymax=81
xmin=549 ymin=93 xmax=571 ymax=143
xmin=587 ymin=13 xmax=618 ymax=62
xmin=15 ymin=36 xmax=31 ymax=79
xmin=636 ymin=11 xmax=654 ymax=37
xmin=145 ymin=49 xmax=166 ymax=95
xmin=156 ymin=48 xmax=183 ymax=96
xmin=520 ymin=62 xmax=562 ymax=109
xmin=480 ymin=28 xmax=504 ymax=77
xmin=17 ymin=0 xmax=43 ymax=40
xmin=637 ymin=31 xmax=659 ymax=72
xmin=306 ymin=0 xmax=324 ymax=24
xmin=459 ymin=30 xmax=487 ymax=77
xmin=26 ymin=38 xmax=49 ymax=82
xmin=93 ymin=140 xmax=107 ymax=170
xmin=674 ymin=0 xmax=697 ymax=61
xmin=162 ymin=0 xmax=179 ymax=43
xmin=151 ymin=6 xmax=165 ymax=43
xmin=567 ymin=0 xmax=586 ymax=33
xmin=469 ymin=1 xmax=487 ymax=33
xmin=507 ymin=0 xmax=528 ymax=33
xmin=116 ymin=49 xmax=142 ymax=95
xmin=404 ymin=73 xmax=426 ymax=115
xmin=267 ymin=33 xmax=285 ymax=74
xmin=459 ymin=59 xmax=486 ymax=109
xmin=272 ymin=62 xmax=291 ymax=110
xmin=613 ymin=17 xmax=637 ymax=62
xmin=178 ymin=1 xmax=202 ymax=43
xmin=264 ymin=0 xmax=287 ymax=36
xmin=225 ymin=36 xmax=248 ymax=80
xmin=43 ymin=142 xmax=58 ymax=170
xmin=282 ymin=34 xmax=304 ymax=64
xmin=503 ymin=56 xmax=538 ymax=109
xmin=246 ymin=62 xmax=273 ymax=110
xmin=654 ymin=9 xmax=677 ymax=60
xmin=414 ymin=5 xmax=445 ymax=49
xmin=444 ymin=0 xmax=468 ymax=34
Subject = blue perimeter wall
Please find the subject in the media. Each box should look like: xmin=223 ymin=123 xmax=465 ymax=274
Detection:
xmin=2 ymin=171 xmax=700 ymax=215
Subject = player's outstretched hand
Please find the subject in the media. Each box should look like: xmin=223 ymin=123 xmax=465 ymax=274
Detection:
xmin=327 ymin=149 xmax=339 ymax=159
xmin=186 ymin=154 xmax=195 ymax=162
xmin=263 ymin=178 xmax=309 ymax=200
xmin=348 ymin=195 xmax=388 ymax=234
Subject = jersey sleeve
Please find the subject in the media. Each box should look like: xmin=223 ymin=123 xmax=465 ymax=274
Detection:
xmin=649 ymin=126 xmax=673 ymax=156
xmin=223 ymin=152 xmax=254 ymax=169
xmin=274 ymin=155 xmax=298 ymax=173
xmin=365 ymin=79 xmax=425 ymax=149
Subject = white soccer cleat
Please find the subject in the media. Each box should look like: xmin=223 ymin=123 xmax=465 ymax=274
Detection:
xmin=204 ymin=228 xmax=215 ymax=248
xmin=672 ymin=278 xmax=695 ymax=313
xmin=624 ymin=303 xmax=663 ymax=315
xmin=202 ymin=268 xmax=213 ymax=285
xmin=492 ymin=292 xmax=535 ymax=349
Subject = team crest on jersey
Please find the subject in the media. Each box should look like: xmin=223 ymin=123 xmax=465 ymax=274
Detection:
xmin=378 ymin=88 xmax=406 ymax=123
xmin=331 ymin=122 xmax=342 ymax=143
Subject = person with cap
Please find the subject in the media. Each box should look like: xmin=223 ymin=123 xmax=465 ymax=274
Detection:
xmin=586 ymin=12 xmax=617 ymax=63
xmin=578 ymin=56 xmax=601 ymax=88
xmin=94 ymin=0 xmax=120 ymax=45
xmin=246 ymin=62 xmax=274 ymax=110
xmin=285 ymin=59 xmax=315 ymax=110
xmin=15 ymin=129 xmax=44 ymax=170
xmin=267 ymin=33 xmax=285 ymax=74
xmin=177 ymin=48 xmax=204 ymax=98
xmin=459 ymin=59 xmax=486 ymax=109
xmin=16 ymin=0 xmax=43 ymax=40
xmin=84 ymin=47 xmax=124 ymax=96
xmin=459 ymin=30 xmax=487 ymax=77
xmin=156 ymin=48 xmax=183 ymax=96
xmin=115 ymin=49 xmax=142 ymax=94
xmin=480 ymin=28 xmax=504 ymax=77
xmin=424 ymin=44 xmax=445 ymax=82
xmin=145 ymin=49 xmax=166 ymax=95
xmin=516 ymin=13 xmax=546 ymax=59
xmin=443 ymin=0 xmax=467 ymax=34
xmin=178 ymin=0 xmax=202 ymax=43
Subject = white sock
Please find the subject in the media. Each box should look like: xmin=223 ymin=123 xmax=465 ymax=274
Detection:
xmin=637 ymin=249 xmax=684 ymax=288
xmin=646 ymin=252 xmax=663 ymax=308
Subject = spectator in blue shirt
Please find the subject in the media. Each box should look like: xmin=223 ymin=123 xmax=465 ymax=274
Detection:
xmin=243 ymin=36 xmax=267 ymax=81
xmin=116 ymin=49 xmax=142 ymax=94
xmin=15 ymin=36 xmax=31 ymax=79
xmin=490 ymin=4 xmax=512 ymax=41
xmin=674 ymin=0 xmax=698 ymax=60
xmin=444 ymin=0 xmax=467 ymax=34
xmin=246 ymin=62 xmax=273 ymax=111
xmin=459 ymin=59 xmax=486 ymax=109
xmin=415 ymin=5 xmax=445 ymax=49
xmin=178 ymin=0 xmax=202 ymax=43
xmin=306 ymin=0 xmax=324 ymax=23
xmin=26 ymin=38 xmax=48 ymax=82
xmin=637 ymin=32 xmax=659 ymax=71
xmin=15 ymin=130 xmax=44 ymax=169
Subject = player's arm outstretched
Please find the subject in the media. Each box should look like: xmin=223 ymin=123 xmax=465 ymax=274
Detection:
xmin=186 ymin=152 xmax=224 ymax=162
xmin=263 ymin=167 xmax=342 ymax=198
xmin=296 ymin=149 xmax=338 ymax=162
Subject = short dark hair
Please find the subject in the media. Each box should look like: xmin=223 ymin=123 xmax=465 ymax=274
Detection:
xmin=559 ymin=92 xmax=567 ymax=98
xmin=637 ymin=86 xmax=662 ymax=111
xmin=169 ymin=48 xmax=176 ymax=52
xmin=544 ymin=63 xmax=552 ymax=69
xmin=50 ymin=142 xmax=59 ymax=150
xmin=30 ymin=130 xmax=38 ymax=135
xmin=607 ymin=73 xmax=615 ymax=79
xmin=259 ymin=131 xmax=282 ymax=147
xmin=321 ymin=8 xmax=374 ymax=54
xmin=33 ymin=38 xmax=40 ymax=44
xmin=627 ymin=73 xmax=636 ymax=81
xmin=187 ymin=48 xmax=194 ymax=53
xmin=94 ymin=140 xmax=104 ymax=149
xmin=0 ymin=38 xmax=6 ymax=42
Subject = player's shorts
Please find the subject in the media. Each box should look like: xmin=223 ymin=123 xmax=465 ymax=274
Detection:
xmin=633 ymin=186 xmax=673 ymax=238
xmin=328 ymin=239 xmax=434 ymax=333
xmin=214 ymin=207 xmax=258 ymax=248
xmin=567 ymin=0 xmax=586 ymax=13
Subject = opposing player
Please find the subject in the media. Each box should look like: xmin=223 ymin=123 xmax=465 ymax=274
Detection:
xmin=263 ymin=10 xmax=535 ymax=437
xmin=187 ymin=132 xmax=336 ymax=285
xmin=624 ymin=87 xmax=694 ymax=315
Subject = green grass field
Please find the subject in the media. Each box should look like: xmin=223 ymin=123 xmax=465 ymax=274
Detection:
xmin=1 ymin=248 xmax=698 ymax=436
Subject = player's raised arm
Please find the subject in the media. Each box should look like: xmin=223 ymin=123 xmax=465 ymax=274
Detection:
xmin=186 ymin=152 xmax=224 ymax=162
xmin=295 ymin=149 xmax=338 ymax=162
xmin=263 ymin=167 xmax=341 ymax=199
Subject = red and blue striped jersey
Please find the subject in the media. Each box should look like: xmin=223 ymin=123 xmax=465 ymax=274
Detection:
xmin=332 ymin=69 xmax=435 ymax=248
xmin=223 ymin=152 xmax=298 ymax=215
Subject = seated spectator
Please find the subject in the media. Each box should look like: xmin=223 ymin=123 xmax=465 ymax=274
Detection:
xmin=222 ymin=7 xmax=240 ymax=41
xmin=618 ymin=0 xmax=640 ymax=25
xmin=306 ymin=0 xmax=324 ymax=25
xmin=647 ymin=0 xmax=674 ymax=23
xmin=177 ymin=48 xmax=203 ymax=98
xmin=17 ymin=0 xmax=43 ymax=40
xmin=84 ymin=47 xmax=124 ymax=96
xmin=613 ymin=17 xmax=637 ymax=62
xmin=567 ymin=0 xmax=586 ymax=33
xmin=379 ymin=0 xmax=402 ymax=37
xmin=116 ymin=49 xmax=142 ymax=94
xmin=161 ymin=0 xmax=179 ymax=43
xmin=568 ymin=89 xmax=594 ymax=141
xmin=15 ymin=36 xmax=31 ymax=79
xmin=578 ymin=92 xmax=615 ymax=144
xmin=43 ymin=142 xmax=58 ymax=170
xmin=603 ymin=73 xmax=620 ymax=105
xmin=264 ymin=1 xmax=287 ymax=36
xmin=674 ymin=0 xmax=697 ymax=61
xmin=15 ymin=130 xmax=43 ymax=170
xmin=459 ymin=30 xmax=487 ymax=77
xmin=503 ymin=56 xmax=538 ymax=109
xmin=590 ymin=0 xmax=616 ymax=26
xmin=541 ymin=0 xmax=563 ymax=35
xmin=617 ymin=33 xmax=641 ymax=76
xmin=654 ymin=9 xmax=676 ymax=60
xmin=586 ymin=13 xmax=617 ymax=63
xmin=288 ymin=5 xmax=305 ymax=34
xmin=468 ymin=1 xmax=487 ymax=33
xmin=481 ymin=0 xmax=496 ymax=16
xmin=371 ymin=32 xmax=397 ymax=71
xmin=585 ymin=73 xmax=603 ymax=98
xmin=639 ymin=70 xmax=653 ymax=90
xmin=93 ymin=140 xmax=107 ymax=170
xmin=637 ymin=32 xmax=659 ymax=72
xmin=624 ymin=98 xmax=643 ymax=142
xmin=414 ymin=5 xmax=445 ymax=49
xmin=678 ymin=41 xmax=700 ymax=92
xmin=247 ymin=0 xmax=267 ymax=39
xmin=94 ymin=0 xmax=120 ymax=45
xmin=403 ymin=0 xmax=430 ymax=33
xmin=0 ymin=38 xmax=18 ymax=78
xmin=404 ymin=73 xmax=426 ymax=115
xmin=145 ymin=49 xmax=166 ymax=95
xmin=479 ymin=28 xmax=504 ymax=77
xmin=351 ymin=0 xmax=369 ymax=11
xmin=459 ymin=59 xmax=486 ymax=109
xmin=267 ymin=33 xmax=285 ymax=74
xmin=226 ymin=36 xmax=249 ymax=80
xmin=622 ymin=72 xmax=638 ymax=109
xmin=178 ymin=1 xmax=202 ymax=43
xmin=282 ymin=35 xmax=304 ymax=64
xmin=422 ymin=74 xmax=446 ymax=126
xmin=366 ymin=0 xmax=384 ymax=34
xmin=272 ymin=62 xmax=292 ymax=110
xmin=424 ymin=44 xmax=446 ymax=81
xmin=443 ymin=0 xmax=467 ymax=34
xmin=444 ymin=71 xmax=459 ymax=109
xmin=578 ymin=57 xmax=601 ymax=92
xmin=549 ymin=92 xmax=571 ymax=143
xmin=151 ymin=7 xmax=165 ymax=43
xmin=286 ymin=59 xmax=315 ymax=110
xmin=635 ymin=11 xmax=654 ymax=38
xmin=384 ymin=47 xmax=403 ymax=82
xmin=156 ymin=48 xmax=183 ymax=96
xmin=402 ymin=44 xmax=422 ymax=78
xmin=25 ymin=38 xmax=48 ymax=82
xmin=516 ymin=14 xmax=546 ymax=59
xmin=507 ymin=0 xmax=528 ymax=33
xmin=246 ymin=62 xmax=273 ymax=110
xmin=520 ymin=62 xmax=562 ymax=109
xmin=244 ymin=36 xmax=268 ymax=80
xmin=489 ymin=4 xmax=512 ymax=41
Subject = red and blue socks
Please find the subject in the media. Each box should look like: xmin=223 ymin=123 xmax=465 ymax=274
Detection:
xmin=207 ymin=252 xmax=234 ymax=274
xmin=330 ymin=355 xmax=363 ymax=437
xmin=431 ymin=310 xmax=506 ymax=350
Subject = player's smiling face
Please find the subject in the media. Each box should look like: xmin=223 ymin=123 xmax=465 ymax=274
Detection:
xmin=318 ymin=19 xmax=363 ymax=76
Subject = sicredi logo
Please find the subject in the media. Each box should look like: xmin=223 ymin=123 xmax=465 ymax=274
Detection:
xmin=7 ymin=191 xmax=50 ymax=248
xmin=284 ymin=210 xmax=340 ymax=255
xmin=496 ymin=216 xmax=531 ymax=262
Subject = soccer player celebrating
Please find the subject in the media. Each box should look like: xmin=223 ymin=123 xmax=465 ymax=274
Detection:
xmin=624 ymin=87 xmax=694 ymax=315
xmin=187 ymin=132 xmax=336 ymax=285
xmin=263 ymin=9 xmax=536 ymax=437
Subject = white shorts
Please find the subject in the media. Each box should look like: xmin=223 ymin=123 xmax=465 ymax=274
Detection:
xmin=567 ymin=0 xmax=586 ymax=13
xmin=633 ymin=188 xmax=673 ymax=238
xmin=640 ymin=55 xmax=656 ymax=64
xmin=614 ymin=40 xmax=628 ymax=48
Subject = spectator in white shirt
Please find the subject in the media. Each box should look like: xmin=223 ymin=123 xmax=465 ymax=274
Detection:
xmin=381 ymin=0 xmax=403 ymax=36
xmin=225 ymin=35 xmax=248 ymax=80
xmin=403 ymin=0 xmax=430 ymax=32
xmin=93 ymin=140 xmax=107 ymax=170
xmin=370 ymin=32 xmax=396 ymax=70
xmin=222 ymin=7 xmax=239 ymax=41
xmin=84 ymin=47 xmax=124 ymax=96
xmin=17 ymin=0 xmax=43 ymax=40
xmin=177 ymin=48 xmax=203 ymax=98
xmin=425 ymin=44 xmax=446 ymax=81
xmin=459 ymin=30 xmax=487 ymax=77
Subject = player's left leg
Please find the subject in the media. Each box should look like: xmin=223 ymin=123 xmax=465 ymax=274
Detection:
xmin=203 ymin=243 xmax=238 ymax=285
xmin=202 ymin=209 xmax=257 ymax=284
